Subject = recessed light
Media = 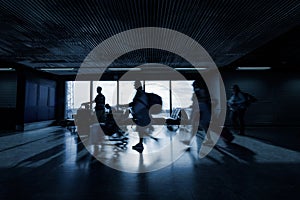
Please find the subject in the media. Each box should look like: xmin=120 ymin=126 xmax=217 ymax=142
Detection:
xmin=236 ymin=67 xmax=271 ymax=70
xmin=40 ymin=68 xmax=75 ymax=71
xmin=0 ymin=68 xmax=14 ymax=71
xmin=108 ymin=68 xmax=141 ymax=71
xmin=175 ymin=67 xmax=207 ymax=71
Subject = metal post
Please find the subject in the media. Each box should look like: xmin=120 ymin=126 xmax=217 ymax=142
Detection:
xmin=169 ymin=80 xmax=172 ymax=116
xmin=90 ymin=81 xmax=93 ymax=109
xmin=117 ymin=80 xmax=119 ymax=110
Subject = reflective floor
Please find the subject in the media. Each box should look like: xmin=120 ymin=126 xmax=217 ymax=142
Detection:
xmin=0 ymin=126 xmax=299 ymax=200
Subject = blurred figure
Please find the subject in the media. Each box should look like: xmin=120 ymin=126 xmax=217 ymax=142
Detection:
xmin=129 ymin=81 xmax=151 ymax=153
xmin=191 ymin=80 xmax=213 ymax=146
xmin=94 ymin=86 xmax=106 ymax=123
xmin=227 ymin=84 xmax=247 ymax=135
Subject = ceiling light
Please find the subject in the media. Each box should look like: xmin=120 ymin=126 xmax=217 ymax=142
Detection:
xmin=175 ymin=67 xmax=207 ymax=71
xmin=108 ymin=68 xmax=141 ymax=71
xmin=40 ymin=67 xmax=75 ymax=71
xmin=0 ymin=68 xmax=14 ymax=71
xmin=236 ymin=67 xmax=271 ymax=70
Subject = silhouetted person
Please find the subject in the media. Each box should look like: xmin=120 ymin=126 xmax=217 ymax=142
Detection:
xmin=129 ymin=81 xmax=151 ymax=153
xmin=191 ymin=80 xmax=213 ymax=145
xmin=94 ymin=86 xmax=106 ymax=123
xmin=227 ymin=84 xmax=247 ymax=135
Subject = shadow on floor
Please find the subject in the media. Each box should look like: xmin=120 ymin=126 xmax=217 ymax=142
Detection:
xmin=243 ymin=127 xmax=300 ymax=152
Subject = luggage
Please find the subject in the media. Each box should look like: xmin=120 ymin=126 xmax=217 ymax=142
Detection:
xmin=130 ymin=90 xmax=151 ymax=126
xmin=146 ymin=92 xmax=162 ymax=114
xmin=166 ymin=108 xmax=182 ymax=126
xmin=166 ymin=108 xmax=189 ymax=131
xmin=130 ymin=90 xmax=162 ymax=126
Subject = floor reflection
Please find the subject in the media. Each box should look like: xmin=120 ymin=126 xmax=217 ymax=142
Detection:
xmin=80 ymin=124 xmax=194 ymax=173
xmin=1 ymin=126 xmax=300 ymax=199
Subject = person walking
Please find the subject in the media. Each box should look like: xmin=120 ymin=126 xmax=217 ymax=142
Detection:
xmin=191 ymin=80 xmax=213 ymax=146
xmin=129 ymin=81 xmax=151 ymax=153
xmin=227 ymin=84 xmax=247 ymax=135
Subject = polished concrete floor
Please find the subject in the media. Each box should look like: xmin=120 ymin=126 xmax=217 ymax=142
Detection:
xmin=0 ymin=126 xmax=299 ymax=200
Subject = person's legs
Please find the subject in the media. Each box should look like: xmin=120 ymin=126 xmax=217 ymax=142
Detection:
xmin=200 ymin=111 xmax=210 ymax=132
xmin=199 ymin=103 xmax=213 ymax=145
xmin=132 ymin=108 xmax=151 ymax=153
xmin=238 ymin=109 xmax=246 ymax=135
xmin=96 ymin=110 xmax=105 ymax=123
xmin=132 ymin=126 xmax=145 ymax=153
xmin=230 ymin=110 xmax=239 ymax=132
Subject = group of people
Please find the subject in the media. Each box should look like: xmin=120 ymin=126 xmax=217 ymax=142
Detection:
xmin=93 ymin=80 xmax=252 ymax=153
xmin=93 ymin=81 xmax=155 ymax=153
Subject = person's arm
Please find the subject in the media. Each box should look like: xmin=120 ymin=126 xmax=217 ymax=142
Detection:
xmin=227 ymin=95 xmax=234 ymax=105
xmin=93 ymin=95 xmax=98 ymax=103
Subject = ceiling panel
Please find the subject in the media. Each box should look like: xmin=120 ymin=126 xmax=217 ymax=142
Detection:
xmin=1 ymin=0 xmax=300 ymax=75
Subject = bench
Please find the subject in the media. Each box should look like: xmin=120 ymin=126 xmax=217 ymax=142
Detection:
xmin=165 ymin=108 xmax=189 ymax=131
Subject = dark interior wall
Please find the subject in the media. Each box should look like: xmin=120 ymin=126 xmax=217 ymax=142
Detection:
xmin=55 ymin=80 xmax=66 ymax=123
xmin=0 ymin=72 xmax=17 ymax=129
xmin=221 ymin=69 xmax=300 ymax=126
xmin=24 ymin=72 xmax=56 ymax=123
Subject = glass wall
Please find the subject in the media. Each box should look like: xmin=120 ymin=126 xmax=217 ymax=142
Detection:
xmin=145 ymin=81 xmax=169 ymax=117
xmin=171 ymin=81 xmax=193 ymax=109
xmin=119 ymin=81 xmax=136 ymax=106
xmin=66 ymin=80 xmax=194 ymax=118
xmin=92 ymin=81 xmax=117 ymax=106
xmin=73 ymin=81 xmax=90 ymax=109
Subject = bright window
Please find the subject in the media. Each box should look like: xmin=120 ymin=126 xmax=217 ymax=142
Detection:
xmin=65 ymin=80 xmax=194 ymax=119
xmin=171 ymin=81 xmax=193 ymax=109
xmin=73 ymin=81 xmax=90 ymax=109
xmin=119 ymin=81 xmax=136 ymax=105
xmin=145 ymin=81 xmax=170 ymax=111
xmin=92 ymin=81 xmax=117 ymax=106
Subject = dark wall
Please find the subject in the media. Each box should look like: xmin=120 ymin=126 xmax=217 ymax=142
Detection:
xmin=55 ymin=80 xmax=66 ymax=123
xmin=221 ymin=70 xmax=300 ymax=126
xmin=0 ymin=72 xmax=17 ymax=129
xmin=0 ymin=66 xmax=62 ymax=131
xmin=24 ymin=73 xmax=56 ymax=123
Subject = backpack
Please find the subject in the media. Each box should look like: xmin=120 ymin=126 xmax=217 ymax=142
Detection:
xmin=146 ymin=93 xmax=162 ymax=114
xmin=242 ymin=92 xmax=257 ymax=107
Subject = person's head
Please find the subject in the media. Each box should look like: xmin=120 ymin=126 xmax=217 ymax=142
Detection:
xmin=134 ymin=81 xmax=142 ymax=90
xmin=97 ymin=86 xmax=102 ymax=94
xmin=105 ymin=104 xmax=112 ymax=114
xmin=192 ymin=80 xmax=206 ymax=91
xmin=231 ymin=84 xmax=240 ymax=94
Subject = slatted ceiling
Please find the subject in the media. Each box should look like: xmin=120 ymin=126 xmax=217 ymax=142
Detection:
xmin=1 ymin=0 xmax=300 ymax=74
